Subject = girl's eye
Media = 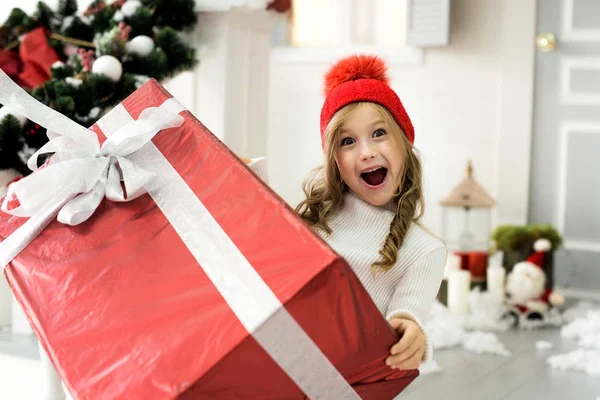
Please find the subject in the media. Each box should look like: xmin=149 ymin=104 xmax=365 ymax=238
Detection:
xmin=373 ymin=128 xmax=386 ymax=138
xmin=341 ymin=137 xmax=355 ymax=146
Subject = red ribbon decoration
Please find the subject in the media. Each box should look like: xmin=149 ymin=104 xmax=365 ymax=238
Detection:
xmin=0 ymin=27 xmax=60 ymax=89
xmin=0 ymin=48 xmax=24 ymax=86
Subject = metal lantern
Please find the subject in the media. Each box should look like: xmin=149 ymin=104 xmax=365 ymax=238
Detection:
xmin=440 ymin=161 xmax=495 ymax=252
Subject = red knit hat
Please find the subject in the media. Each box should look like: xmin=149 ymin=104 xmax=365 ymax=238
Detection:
xmin=527 ymin=238 xmax=552 ymax=268
xmin=319 ymin=54 xmax=414 ymax=150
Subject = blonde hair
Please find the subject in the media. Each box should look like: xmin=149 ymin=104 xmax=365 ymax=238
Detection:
xmin=295 ymin=102 xmax=425 ymax=273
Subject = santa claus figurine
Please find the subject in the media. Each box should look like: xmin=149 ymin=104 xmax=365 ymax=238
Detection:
xmin=504 ymin=238 xmax=565 ymax=324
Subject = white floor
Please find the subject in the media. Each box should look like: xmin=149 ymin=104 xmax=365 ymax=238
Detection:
xmin=0 ymin=354 xmax=47 ymax=400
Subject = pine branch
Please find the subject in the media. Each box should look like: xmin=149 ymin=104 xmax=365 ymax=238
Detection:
xmin=0 ymin=115 xmax=25 ymax=172
xmin=126 ymin=7 xmax=154 ymax=38
xmin=86 ymin=74 xmax=117 ymax=103
xmin=152 ymin=0 xmax=197 ymax=32
xmin=4 ymin=8 xmax=30 ymax=29
xmin=58 ymin=0 xmax=78 ymax=17
xmin=35 ymin=2 xmax=57 ymax=31
xmin=0 ymin=115 xmax=21 ymax=153
xmin=123 ymin=48 xmax=169 ymax=80
xmin=155 ymin=27 xmax=197 ymax=74
xmin=86 ymin=1 xmax=115 ymax=34
xmin=60 ymin=17 xmax=94 ymax=42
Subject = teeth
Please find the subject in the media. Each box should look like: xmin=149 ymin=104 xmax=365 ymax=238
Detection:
xmin=363 ymin=167 xmax=383 ymax=173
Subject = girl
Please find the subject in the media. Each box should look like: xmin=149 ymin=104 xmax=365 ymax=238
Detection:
xmin=244 ymin=54 xmax=446 ymax=370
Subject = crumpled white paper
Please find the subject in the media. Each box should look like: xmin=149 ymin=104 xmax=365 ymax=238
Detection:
xmin=547 ymin=302 xmax=600 ymax=376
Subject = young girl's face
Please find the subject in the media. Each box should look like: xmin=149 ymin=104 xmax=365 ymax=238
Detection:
xmin=334 ymin=103 xmax=406 ymax=206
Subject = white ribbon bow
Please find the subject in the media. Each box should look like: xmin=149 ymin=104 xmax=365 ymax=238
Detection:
xmin=4 ymin=106 xmax=183 ymax=225
xmin=0 ymin=69 xmax=184 ymax=266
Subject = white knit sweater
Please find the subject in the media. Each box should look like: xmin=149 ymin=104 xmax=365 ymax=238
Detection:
xmin=248 ymin=158 xmax=446 ymax=363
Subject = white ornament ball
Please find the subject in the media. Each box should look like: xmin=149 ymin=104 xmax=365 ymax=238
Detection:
xmin=121 ymin=0 xmax=142 ymax=17
xmin=126 ymin=35 xmax=155 ymax=57
xmin=92 ymin=55 xmax=123 ymax=82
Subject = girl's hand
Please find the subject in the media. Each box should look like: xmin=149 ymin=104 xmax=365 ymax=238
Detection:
xmin=385 ymin=318 xmax=425 ymax=370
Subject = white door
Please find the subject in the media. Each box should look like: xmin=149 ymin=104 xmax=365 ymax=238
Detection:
xmin=530 ymin=0 xmax=600 ymax=292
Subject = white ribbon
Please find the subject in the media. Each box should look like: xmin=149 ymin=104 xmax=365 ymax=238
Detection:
xmin=0 ymin=69 xmax=184 ymax=266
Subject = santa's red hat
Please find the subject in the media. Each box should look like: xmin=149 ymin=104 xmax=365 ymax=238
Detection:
xmin=320 ymin=54 xmax=414 ymax=150
xmin=527 ymin=238 xmax=552 ymax=268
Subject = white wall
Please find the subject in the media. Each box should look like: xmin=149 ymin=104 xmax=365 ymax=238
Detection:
xmin=266 ymin=0 xmax=536 ymax=238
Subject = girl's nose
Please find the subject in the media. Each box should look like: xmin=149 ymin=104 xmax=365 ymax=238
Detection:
xmin=359 ymin=144 xmax=378 ymax=161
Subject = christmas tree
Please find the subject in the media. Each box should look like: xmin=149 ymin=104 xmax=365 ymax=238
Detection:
xmin=0 ymin=0 xmax=198 ymax=176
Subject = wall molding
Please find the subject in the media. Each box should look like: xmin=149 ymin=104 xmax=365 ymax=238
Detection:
xmin=565 ymin=240 xmax=600 ymax=253
xmin=561 ymin=0 xmax=600 ymax=43
xmin=557 ymin=123 xmax=600 ymax=243
xmin=560 ymin=57 xmax=600 ymax=105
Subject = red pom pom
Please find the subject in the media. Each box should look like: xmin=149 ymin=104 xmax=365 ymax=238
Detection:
xmin=324 ymin=54 xmax=389 ymax=96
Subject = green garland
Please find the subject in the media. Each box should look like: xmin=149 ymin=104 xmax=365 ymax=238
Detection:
xmin=491 ymin=224 xmax=563 ymax=253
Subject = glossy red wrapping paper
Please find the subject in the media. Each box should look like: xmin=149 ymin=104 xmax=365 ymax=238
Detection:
xmin=0 ymin=80 xmax=418 ymax=399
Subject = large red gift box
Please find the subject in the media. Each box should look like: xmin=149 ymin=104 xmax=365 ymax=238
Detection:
xmin=0 ymin=71 xmax=418 ymax=399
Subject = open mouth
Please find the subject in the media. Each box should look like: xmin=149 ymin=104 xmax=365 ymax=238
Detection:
xmin=360 ymin=167 xmax=388 ymax=187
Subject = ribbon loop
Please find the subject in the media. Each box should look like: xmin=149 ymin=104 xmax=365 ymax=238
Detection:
xmin=101 ymin=107 xmax=184 ymax=157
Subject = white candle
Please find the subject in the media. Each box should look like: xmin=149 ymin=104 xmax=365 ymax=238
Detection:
xmin=488 ymin=250 xmax=504 ymax=267
xmin=0 ymin=274 xmax=11 ymax=327
xmin=448 ymin=269 xmax=471 ymax=314
xmin=487 ymin=266 xmax=506 ymax=296
xmin=443 ymin=253 xmax=462 ymax=278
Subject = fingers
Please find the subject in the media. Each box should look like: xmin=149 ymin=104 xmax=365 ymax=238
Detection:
xmin=386 ymin=337 xmax=422 ymax=369
xmin=385 ymin=319 xmax=426 ymax=370
xmin=388 ymin=345 xmax=423 ymax=370
xmin=390 ymin=327 xmax=417 ymax=355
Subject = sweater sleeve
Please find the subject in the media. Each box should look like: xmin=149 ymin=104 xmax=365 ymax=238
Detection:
xmin=385 ymin=245 xmax=446 ymax=364
xmin=247 ymin=157 xmax=269 ymax=184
